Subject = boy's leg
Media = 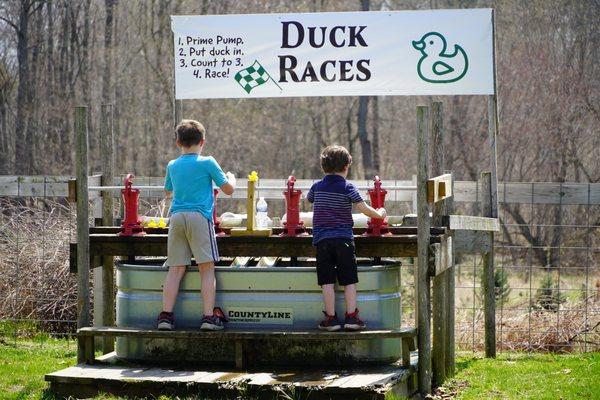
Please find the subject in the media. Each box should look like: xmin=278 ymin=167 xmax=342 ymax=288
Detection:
xmin=162 ymin=266 xmax=187 ymax=312
xmin=188 ymin=214 xmax=224 ymax=330
xmin=158 ymin=213 xmax=192 ymax=330
xmin=322 ymin=284 xmax=336 ymax=316
xmin=198 ymin=261 xmax=216 ymax=316
xmin=344 ymin=284 xmax=357 ymax=313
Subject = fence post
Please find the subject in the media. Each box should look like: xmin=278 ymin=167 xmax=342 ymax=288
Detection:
xmin=416 ymin=105 xmax=432 ymax=394
xmin=481 ymin=171 xmax=497 ymax=357
xmin=430 ymin=101 xmax=446 ymax=387
xmin=100 ymin=104 xmax=115 ymax=353
xmin=445 ymin=173 xmax=456 ymax=376
xmin=75 ymin=106 xmax=90 ymax=363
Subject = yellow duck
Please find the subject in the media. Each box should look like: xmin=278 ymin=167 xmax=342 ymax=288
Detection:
xmin=412 ymin=32 xmax=468 ymax=83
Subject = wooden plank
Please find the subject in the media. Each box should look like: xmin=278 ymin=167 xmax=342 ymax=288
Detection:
xmin=444 ymin=174 xmax=456 ymax=378
xmin=235 ymin=340 xmax=244 ymax=369
xmin=88 ymin=226 xmax=447 ymax=236
xmin=453 ymin=230 xmax=492 ymax=253
xmin=78 ymin=326 xmax=418 ymax=341
xmin=81 ymin=234 xmax=430 ymax=259
xmin=100 ymin=104 xmax=115 ymax=355
xmin=427 ymin=174 xmax=452 ymax=203
xmin=446 ymin=215 xmax=500 ymax=232
xmin=416 ymin=105 xmax=432 ymax=394
xmin=481 ymin=172 xmax=496 ymax=358
xmin=75 ymin=106 xmax=91 ymax=365
xmin=45 ymin=361 xmax=415 ymax=399
xmin=430 ymin=102 xmax=448 ymax=388
xmin=431 ymin=236 xmax=453 ymax=277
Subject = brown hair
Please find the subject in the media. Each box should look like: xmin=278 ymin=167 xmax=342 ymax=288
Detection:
xmin=175 ymin=119 xmax=205 ymax=147
xmin=320 ymin=145 xmax=352 ymax=173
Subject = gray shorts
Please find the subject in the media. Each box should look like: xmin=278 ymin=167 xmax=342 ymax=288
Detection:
xmin=165 ymin=212 xmax=219 ymax=267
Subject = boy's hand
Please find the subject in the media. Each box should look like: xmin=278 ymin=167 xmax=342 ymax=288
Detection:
xmin=225 ymin=171 xmax=237 ymax=187
xmin=377 ymin=208 xmax=387 ymax=219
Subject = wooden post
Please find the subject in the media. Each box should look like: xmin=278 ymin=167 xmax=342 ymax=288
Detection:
xmin=416 ymin=105 xmax=432 ymax=394
xmin=488 ymin=9 xmax=499 ymax=219
xmin=445 ymin=172 xmax=456 ymax=376
xmin=481 ymin=171 xmax=496 ymax=358
xmin=100 ymin=104 xmax=115 ymax=353
xmin=75 ymin=106 xmax=90 ymax=363
xmin=430 ymin=101 xmax=446 ymax=387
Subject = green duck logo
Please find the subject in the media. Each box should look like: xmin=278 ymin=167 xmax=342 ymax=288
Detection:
xmin=412 ymin=32 xmax=468 ymax=83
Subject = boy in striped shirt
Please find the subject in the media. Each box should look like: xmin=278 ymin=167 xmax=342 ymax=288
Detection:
xmin=307 ymin=145 xmax=386 ymax=331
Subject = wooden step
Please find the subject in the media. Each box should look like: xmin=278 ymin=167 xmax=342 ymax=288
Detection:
xmin=79 ymin=326 xmax=417 ymax=340
xmin=77 ymin=327 xmax=418 ymax=369
xmin=46 ymin=352 xmax=418 ymax=400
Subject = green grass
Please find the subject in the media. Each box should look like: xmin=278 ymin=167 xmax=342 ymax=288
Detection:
xmin=1 ymin=337 xmax=599 ymax=399
xmin=440 ymin=352 xmax=600 ymax=400
xmin=0 ymin=337 xmax=76 ymax=400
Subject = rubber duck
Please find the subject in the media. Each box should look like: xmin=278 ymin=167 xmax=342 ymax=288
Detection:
xmin=412 ymin=32 xmax=468 ymax=83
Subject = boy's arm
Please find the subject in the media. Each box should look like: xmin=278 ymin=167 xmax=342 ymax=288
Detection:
xmin=220 ymin=172 xmax=236 ymax=196
xmin=355 ymin=201 xmax=386 ymax=219
xmin=208 ymin=157 xmax=235 ymax=196
xmin=306 ymin=185 xmax=315 ymax=203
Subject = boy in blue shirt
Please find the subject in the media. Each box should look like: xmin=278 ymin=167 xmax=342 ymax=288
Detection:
xmin=307 ymin=145 xmax=386 ymax=331
xmin=157 ymin=120 xmax=236 ymax=331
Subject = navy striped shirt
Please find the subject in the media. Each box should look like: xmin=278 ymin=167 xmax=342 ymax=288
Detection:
xmin=307 ymin=175 xmax=364 ymax=245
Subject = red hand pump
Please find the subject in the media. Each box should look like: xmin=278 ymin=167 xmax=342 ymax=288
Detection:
xmin=119 ymin=174 xmax=145 ymax=236
xmin=281 ymin=175 xmax=306 ymax=236
xmin=364 ymin=175 xmax=390 ymax=236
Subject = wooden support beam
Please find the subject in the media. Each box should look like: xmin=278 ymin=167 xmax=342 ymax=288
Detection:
xmin=75 ymin=106 xmax=91 ymax=363
xmin=445 ymin=215 xmax=500 ymax=232
xmin=430 ymin=236 xmax=453 ymax=277
xmin=481 ymin=171 xmax=496 ymax=358
xmin=235 ymin=340 xmax=244 ymax=369
xmin=78 ymin=326 xmax=418 ymax=340
xmin=430 ymin=101 xmax=447 ymax=387
xmin=100 ymin=104 xmax=115 ymax=354
xmin=427 ymin=173 xmax=452 ymax=203
xmin=68 ymin=179 xmax=77 ymax=202
xmin=444 ymin=173 xmax=456 ymax=378
xmin=416 ymin=105 xmax=432 ymax=394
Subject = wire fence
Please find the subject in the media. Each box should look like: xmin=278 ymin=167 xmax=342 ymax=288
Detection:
xmin=0 ymin=176 xmax=598 ymax=353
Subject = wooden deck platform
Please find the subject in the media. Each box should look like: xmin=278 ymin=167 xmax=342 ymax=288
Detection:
xmin=46 ymin=352 xmax=418 ymax=399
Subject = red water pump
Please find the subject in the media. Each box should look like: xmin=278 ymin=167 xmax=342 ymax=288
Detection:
xmin=213 ymin=188 xmax=225 ymax=236
xmin=119 ymin=174 xmax=145 ymax=236
xmin=281 ymin=175 xmax=306 ymax=236
xmin=365 ymin=176 xmax=390 ymax=236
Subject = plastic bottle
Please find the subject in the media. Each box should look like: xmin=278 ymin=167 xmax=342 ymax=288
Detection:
xmin=256 ymin=197 xmax=268 ymax=228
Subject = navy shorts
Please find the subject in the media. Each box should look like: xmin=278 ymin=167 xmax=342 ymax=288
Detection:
xmin=315 ymin=239 xmax=359 ymax=286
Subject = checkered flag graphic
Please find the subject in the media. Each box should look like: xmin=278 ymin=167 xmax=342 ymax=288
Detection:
xmin=234 ymin=61 xmax=274 ymax=94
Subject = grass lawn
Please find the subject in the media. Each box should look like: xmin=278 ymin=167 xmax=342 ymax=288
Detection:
xmin=0 ymin=337 xmax=76 ymax=400
xmin=439 ymin=352 xmax=600 ymax=400
xmin=1 ymin=338 xmax=598 ymax=399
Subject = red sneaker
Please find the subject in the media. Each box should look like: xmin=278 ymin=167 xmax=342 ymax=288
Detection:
xmin=318 ymin=311 xmax=342 ymax=332
xmin=344 ymin=308 xmax=366 ymax=331
xmin=213 ymin=306 xmax=229 ymax=323
xmin=157 ymin=311 xmax=174 ymax=330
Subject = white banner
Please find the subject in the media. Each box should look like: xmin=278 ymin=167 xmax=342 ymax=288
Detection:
xmin=172 ymin=9 xmax=494 ymax=99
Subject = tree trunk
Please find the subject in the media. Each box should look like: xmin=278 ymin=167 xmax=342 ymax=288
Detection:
xmin=102 ymin=0 xmax=115 ymax=103
xmin=15 ymin=0 xmax=31 ymax=174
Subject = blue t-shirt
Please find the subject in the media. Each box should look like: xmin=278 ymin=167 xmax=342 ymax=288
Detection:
xmin=164 ymin=154 xmax=228 ymax=219
xmin=307 ymin=175 xmax=364 ymax=245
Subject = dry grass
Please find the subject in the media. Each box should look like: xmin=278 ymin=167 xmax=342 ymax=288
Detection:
xmin=0 ymin=198 xmax=77 ymax=335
